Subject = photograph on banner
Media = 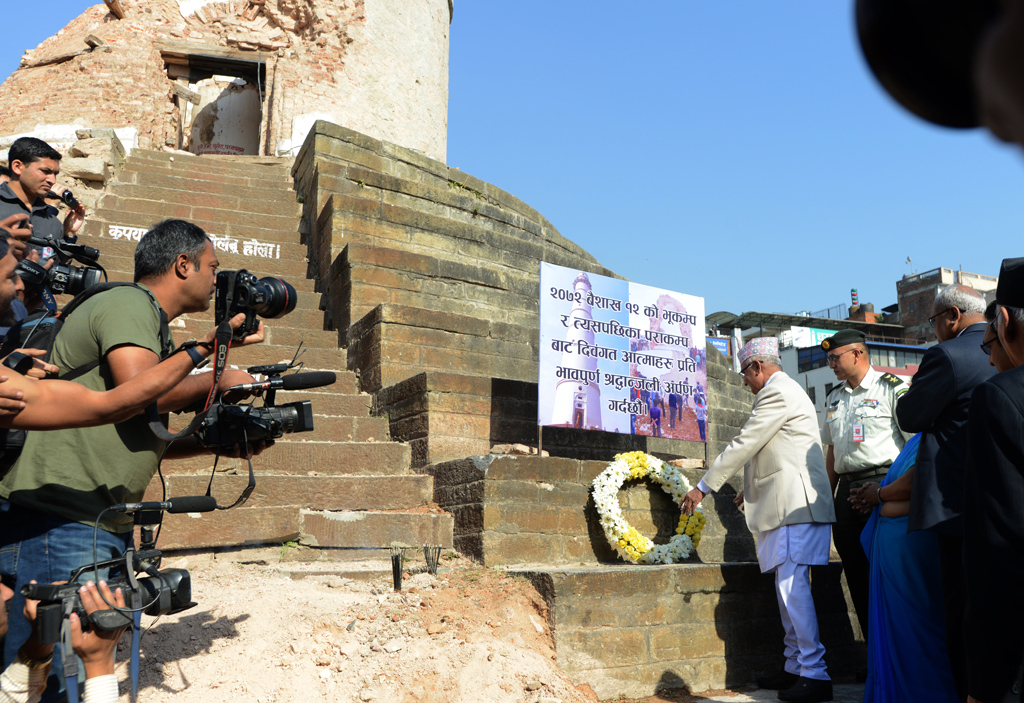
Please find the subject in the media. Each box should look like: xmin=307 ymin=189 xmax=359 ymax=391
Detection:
xmin=538 ymin=262 xmax=707 ymax=442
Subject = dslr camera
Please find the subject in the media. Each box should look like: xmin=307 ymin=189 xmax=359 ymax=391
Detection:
xmin=22 ymin=547 xmax=194 ymax=645
xmin=16 ymin=234 xmax=103 ymax=297
xmin=214 ymin=269 xmax=297 ymax=341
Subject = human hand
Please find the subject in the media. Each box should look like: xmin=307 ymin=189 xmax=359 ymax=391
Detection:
xmin=61 ymin=195 xmax=86 ymax=236
xmin=0 ymin=374 xmax=27 ymax=415
xmin=21 ymin=580 xmax=56 ymax=663
xmin=0 ymin=213 xmax=31 ymax=260
xmin=218 ymin=438 xmax=274 ymax=459
xmin=680 ymin=487 xmax=706 ymax=515
xmin=9 ymin=348 xmax=59 ymax=379
xmin=217 ymin=369 xmax=256 ymax=404
xmin=71 ymin=580 xmax=126 ymax=679
xmin=733 ymin=490 xmax=744 ymax=509
xmin=851 ymin=482 xmax=880 ymax=514
xmin=199 ymin=314 xmax=266 ymax=350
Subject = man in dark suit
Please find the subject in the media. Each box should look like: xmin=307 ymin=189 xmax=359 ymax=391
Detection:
xmin=886 ymin=284 xmax=994 ymax=701
xmin=964 ymin=257 xmax=1024 ymax=703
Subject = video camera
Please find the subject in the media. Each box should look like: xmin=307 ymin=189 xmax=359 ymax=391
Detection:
xmin=193 ymin=359 xmax=335 ymax=452
xmin=45 ymin=188 xmax=81 ymax=213
xmin=214 ymin=269 xmax=297 ymax=341
xmin=20 ymin=496 xmax=216 ymax=645
xmin=16 ymin=234 xmax=103 ymax=297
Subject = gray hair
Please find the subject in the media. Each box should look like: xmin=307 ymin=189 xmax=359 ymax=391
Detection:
xmin=991 ymin=304 xmax=1024 ymax=341
xmin=935 ymin=284 xmax=987 ymax=316
xmin=745 ymin=354 xmax=782 ymax=370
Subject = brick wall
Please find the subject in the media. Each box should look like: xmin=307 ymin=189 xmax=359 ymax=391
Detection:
xmin=0 ymin=0 xmax=450 ymax=160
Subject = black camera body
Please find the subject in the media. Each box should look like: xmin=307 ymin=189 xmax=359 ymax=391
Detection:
xmin=194 ymin=399 xmax=313 ymax=451
xmin=214 ymin=269 xmax=297 ymax=340
xmin=45 ymin=188 xmax=81 ymax=212
xmin=22 ymin=551 xmax=195 ymax=645
xmin=18 ymin=235 xmax=102 ymax=296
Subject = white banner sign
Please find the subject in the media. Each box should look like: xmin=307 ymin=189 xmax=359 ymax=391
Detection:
xmin=538 ymin=262 xmax=708 ymax=442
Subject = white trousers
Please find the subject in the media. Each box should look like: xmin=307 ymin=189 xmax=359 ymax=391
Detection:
xmin=774 ymin=560 xmax=829 ymax=681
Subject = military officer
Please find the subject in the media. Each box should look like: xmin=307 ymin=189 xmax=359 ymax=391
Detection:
xmin=820 ymin=328 xmax=911 ymax=642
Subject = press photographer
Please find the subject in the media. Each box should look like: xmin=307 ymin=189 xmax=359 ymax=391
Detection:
xmin=0 ymin=219 xmax=278 ymax=697
xmin=0 ymin=138 xmax=85 ymax=242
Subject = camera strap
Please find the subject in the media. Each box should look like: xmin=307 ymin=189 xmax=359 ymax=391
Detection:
xmin=145 ymin=321 xmax=234 ymax=442
xmin=61 ymin=600 xmax=80 ymax=703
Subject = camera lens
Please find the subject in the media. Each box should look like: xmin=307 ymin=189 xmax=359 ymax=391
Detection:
xmin=62 ymin=266 xmax=103 ymax=296
xmin=253 ymin=277 xmax=297 ymax=319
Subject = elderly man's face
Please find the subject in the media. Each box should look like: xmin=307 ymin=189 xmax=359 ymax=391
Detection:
xmin=976 ymin=0 xmax=1024 ymax=146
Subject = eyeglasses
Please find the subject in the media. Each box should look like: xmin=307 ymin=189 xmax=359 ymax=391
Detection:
xmin=826 ymin=349 xmax=857 ymax=366
xmin=928 ymin=307 xmax=958 ymax=326
xmin=981 ymin=335 xmax=1001 ymax=356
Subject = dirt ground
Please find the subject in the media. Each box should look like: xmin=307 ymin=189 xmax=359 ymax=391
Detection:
xmin=111 ymin=549 xmax=796 ymax=703
xmin=120 ymin=549 xmax=595 ymax=703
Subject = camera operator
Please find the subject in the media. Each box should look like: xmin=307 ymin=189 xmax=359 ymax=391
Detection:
xmin=0 ymin=138 xmax=84 ymax=241
xmin=1 ymin=580 xmax=126 ymax=703
xmin=0 ymin=219 xmax=268 ymax=691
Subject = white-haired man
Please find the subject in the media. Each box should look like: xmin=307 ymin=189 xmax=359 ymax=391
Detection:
xmin=682 ymin=338 xmax=836 ymax=703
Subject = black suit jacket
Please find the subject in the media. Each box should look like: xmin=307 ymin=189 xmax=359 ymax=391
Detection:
xmin=896 ymin=322 xmax=996 ymax=534
xmin=964 ymin=365 xmax=1024 ymax=702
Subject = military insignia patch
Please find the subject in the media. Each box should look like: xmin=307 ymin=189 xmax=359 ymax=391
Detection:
xmin=896 ymin=388 xmax=908 ymax=399
xmin=880 ymin=372 xmax=903 ymax=386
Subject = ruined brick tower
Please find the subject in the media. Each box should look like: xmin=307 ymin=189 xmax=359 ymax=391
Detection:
xmin=0 ymin=0 xmax=451 ymax=160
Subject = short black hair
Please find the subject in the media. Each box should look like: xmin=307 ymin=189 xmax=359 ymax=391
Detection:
xmin=0 ymin=165 xmax=12 ymax=179
xmin=0 ymin=236 xmax=10 ymax=261
xmin=8 ymin=137 xmax=62 ymax=166
xmin=134 ymin=219 xmax=209 ymax=283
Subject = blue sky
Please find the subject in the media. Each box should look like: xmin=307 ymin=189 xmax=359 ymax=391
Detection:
xmin=4 ymin=2 xmax=1020 ymax=316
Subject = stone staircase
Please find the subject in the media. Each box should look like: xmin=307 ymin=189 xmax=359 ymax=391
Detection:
xmin=75 ymin=149 xmax=452 ymax=554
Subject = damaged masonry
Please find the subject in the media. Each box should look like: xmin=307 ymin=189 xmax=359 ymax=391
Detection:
xmin=0 ymin=0 xmax=452 ymax=162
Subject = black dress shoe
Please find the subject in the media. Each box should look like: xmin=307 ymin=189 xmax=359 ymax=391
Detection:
xmin=757 ymin=669 xmax=800 ymax=690
xmin=778 ymin=676 xmax=833 ymax=703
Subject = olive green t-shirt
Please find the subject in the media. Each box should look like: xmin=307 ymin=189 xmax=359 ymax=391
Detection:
xmin=0 ymin=285 xmax=174 ymax=533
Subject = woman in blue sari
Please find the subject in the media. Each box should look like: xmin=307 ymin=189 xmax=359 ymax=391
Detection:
xmin=855 ymin=433 xmax=958 ymax=703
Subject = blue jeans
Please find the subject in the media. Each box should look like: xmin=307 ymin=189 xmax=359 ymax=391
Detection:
xmin=0 ymin=499 xmax=131 ymax=701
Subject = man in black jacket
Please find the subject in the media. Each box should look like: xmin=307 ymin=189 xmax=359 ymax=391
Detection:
xmin=964 ymin=258 xmax=1024 ymax=703
xmin=889 ymin=284 xmax=994 ymax=701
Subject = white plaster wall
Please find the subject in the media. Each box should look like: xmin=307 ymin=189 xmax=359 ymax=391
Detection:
xmin=331 ymin=0 xmax=450 ymax=162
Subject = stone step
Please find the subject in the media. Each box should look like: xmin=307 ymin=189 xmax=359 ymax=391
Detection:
xmin=160 ymin=440 xmax=411 ymax=475
xmin=509 ymin=563 xmax=860 ymax=700
xmin=275 ymin=390 xmax=372 ymax=416
xmin=56 ymin=236 xmax=309 ymax=276
xmin=175 ymin=317 xmax=338 ymax=352
xmin=146 ymin=474 xmax=432 ymax=510
xmin=154 ymin=506 xmax=452 ymax=551
xmin=99 ymin=185 xmax=301 ymax=215
xmin=82 ymin=210 xmax=303 ymax=245
xmin=116 ymin=168 xmax=294 ymax=199
xmin=122 ymin=151 xmax=293 ymax=178
xmin=302 ymin=510 xmax=453 ymax=550
xmin=88 ymin=198 xmax=302 ymax=243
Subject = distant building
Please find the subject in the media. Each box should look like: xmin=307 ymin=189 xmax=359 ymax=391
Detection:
xmin=780 ymin=338 xmax=925 ymax=425
xmin=895 ymin=267 xmax=998 ymax=343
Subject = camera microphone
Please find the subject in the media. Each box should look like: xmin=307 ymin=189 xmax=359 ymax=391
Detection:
xmin=227 ymin=371 xmax=337 ymax=394
xmin=110 ymin=496 xmax=218 ymax=514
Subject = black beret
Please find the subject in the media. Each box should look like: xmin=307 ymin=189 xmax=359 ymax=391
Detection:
xmin=821 ymin=329 xmax=867 ymax=352
xmin=996 ymin=257 xmax=1024 ymax=308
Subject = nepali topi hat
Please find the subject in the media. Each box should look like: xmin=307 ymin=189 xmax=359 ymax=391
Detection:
xmin=738 ymin=337 xmax=779 ymax=366
xmin=996 ymin=257 xmax=1024 ymax=309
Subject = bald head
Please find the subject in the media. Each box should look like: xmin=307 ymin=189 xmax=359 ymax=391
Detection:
xmin=931 ymin=284 xmax=987 ymax=342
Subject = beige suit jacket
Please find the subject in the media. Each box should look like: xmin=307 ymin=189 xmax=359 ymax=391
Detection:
xmin=702 ymin=371 xmax=836 ymax=534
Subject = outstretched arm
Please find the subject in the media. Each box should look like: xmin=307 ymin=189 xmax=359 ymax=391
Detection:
xmin=0 ymin=314 xmax=258 ymax=430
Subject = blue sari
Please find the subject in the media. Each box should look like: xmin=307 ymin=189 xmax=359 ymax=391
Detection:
xmin=860 ymin=433 xmax=958 ymax=703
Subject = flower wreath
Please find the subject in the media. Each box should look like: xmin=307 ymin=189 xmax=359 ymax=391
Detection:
xmin=591 ymin=451 xmax=706 ymax=564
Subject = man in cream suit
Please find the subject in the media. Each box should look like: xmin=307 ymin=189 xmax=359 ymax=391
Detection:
xmin=682 ymin=337 xmax=836 ymax=703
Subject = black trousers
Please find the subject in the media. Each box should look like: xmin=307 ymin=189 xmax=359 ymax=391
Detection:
xmin=938 ymin=533 xmax=967 ymax=703
xmin=833 ymin=477 xmax=871 ymax=639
